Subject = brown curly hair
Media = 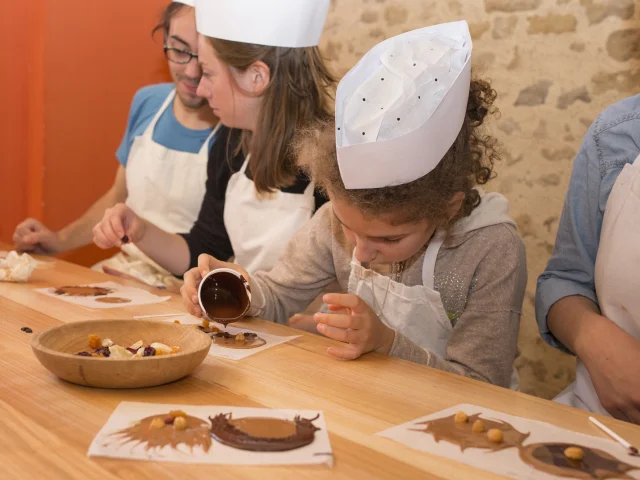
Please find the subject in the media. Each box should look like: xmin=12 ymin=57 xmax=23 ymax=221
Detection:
xmin=295 ymin=78 xmax=499 ymax=226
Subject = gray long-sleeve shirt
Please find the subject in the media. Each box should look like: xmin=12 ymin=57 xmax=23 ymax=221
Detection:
xmin=247 ymin=202 xmax=527 ymax=388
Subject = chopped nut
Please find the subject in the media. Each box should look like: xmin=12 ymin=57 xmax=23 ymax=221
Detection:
xmin=564 ymin=446 xmax=584 ymax=461
xmin=472 ymin=420 xmax=485 ymax=433
xmin=149 ymin=417 xmax=165 ymax=429
xmin=235 ymin=333 xmax=246 ymax=342
xmin=487 ymin=429 xmax=503 ymax=443
xmin=202 ymin=319 xmax=210 ymax=329
xmin=174 ymin=416 xmax=187 ymax=430
xmin=129 ymin=340 xmax=143 ymax=350
xmin=454 ymin=411 xmax=468 ymax=424
xmin=169 ymin=410 xmax=187 ymax=418
xmin=101 ymin=338 xmax=114 ymax=348
xmin=88 ymin=334 xmax=101 ymax=349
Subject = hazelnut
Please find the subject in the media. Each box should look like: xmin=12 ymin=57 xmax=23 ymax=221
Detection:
xmin=149 ymin=417 xmax=165 ymax=429
xmin=174 ymin=416 xmax=187 ymax=431
xmin=88 ymin=334 xmax=101 ymax=349
xmin=487 ymin=429 xmax=503 ymax=443
xmin=454 ymin=411 xmax=469 ymax=424
xmin=564 ymin=446 xmax=584 ymax=461
xmin=472 ymin=420 xmax=485 ymax=433
xmin=235 ymin=333 xmax=246 ymax=342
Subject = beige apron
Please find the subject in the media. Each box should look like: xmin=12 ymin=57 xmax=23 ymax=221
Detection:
xmin=93 ymin=90 xmax=219 ymax=288
xmin=555 ymin=153 xmax=640 ymax=415
xmin=223 ymin=155 xmax=315 ymax=274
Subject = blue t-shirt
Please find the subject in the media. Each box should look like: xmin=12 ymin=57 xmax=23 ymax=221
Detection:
xmin=116 ymin=83 xmax=216 ymax=166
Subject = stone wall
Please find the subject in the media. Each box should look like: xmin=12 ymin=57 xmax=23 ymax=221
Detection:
xmin=319 ymin=0 xmax=640 ymax=398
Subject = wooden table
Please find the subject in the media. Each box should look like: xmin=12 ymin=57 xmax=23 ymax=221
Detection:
xmin=2 ymin=249 xmax=640 ymax=479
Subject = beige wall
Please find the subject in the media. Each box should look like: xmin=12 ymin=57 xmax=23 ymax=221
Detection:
xmin=319 ymin=0 xmax=640 ymax=398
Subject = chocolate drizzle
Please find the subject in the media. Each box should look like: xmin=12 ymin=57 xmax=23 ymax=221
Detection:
xmin=211 ymin=332 xmax=266 ymax=349
xmin=413 ymin=413 xmax=530 ymax=452
xmin=209 ymin=413 xmax=320 ymax=452
xmin=109 ymin=414 xmax=212 ymax=453
xmin=53 ymin=286 xmax=114 ymax=297
xmin=519 ymin=443 xmax=639 ymax=480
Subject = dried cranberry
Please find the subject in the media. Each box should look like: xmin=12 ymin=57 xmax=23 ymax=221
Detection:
xmin=142 ymin=346 xmax=156 ymax=357
xmin=126 ymin=347 xmax=137 ymax=354
xmin=21 ymin=327 xmax=33 ymax=333
xmin=94 ymin=347 xmax=111 ymax=358
xmin=76 ymin=351 xmax=92 ymax=357
xmin=164 ymin=416 xmax=175 ymax=425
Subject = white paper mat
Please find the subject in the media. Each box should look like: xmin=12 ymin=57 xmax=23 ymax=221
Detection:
xmin=36 ymin=281 xmax=170 ymax=309
xmin=377 ymin=404 xmax=640 ymax=480
xmin=88 ymin=402 xmax=333 ymax=466
xmin=161 ymin=314 xmax=300 ymax=360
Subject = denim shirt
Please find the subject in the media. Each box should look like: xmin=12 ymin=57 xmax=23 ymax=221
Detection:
xmin=536 ymin=94 xmax=640 ymax=353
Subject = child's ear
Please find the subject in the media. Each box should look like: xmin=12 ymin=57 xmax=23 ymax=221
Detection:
xmin=447 ymin=192 xmax=465 ymax=219
xmin=248 ymin=61 xmax=271 ymax=96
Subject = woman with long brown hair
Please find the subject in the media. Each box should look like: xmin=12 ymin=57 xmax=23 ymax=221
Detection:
xmin=92 ymin=0 xmax=335 ymax=279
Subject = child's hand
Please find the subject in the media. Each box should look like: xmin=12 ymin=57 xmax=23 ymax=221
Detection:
xmin=180 ymin=254 xmax=249 ymax=318
xmin=313 ymin=293 xmax=396 ymax=360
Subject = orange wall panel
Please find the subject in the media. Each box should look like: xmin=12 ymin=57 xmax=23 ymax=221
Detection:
xmin=1 ymin=0 xmax=172 ymax=266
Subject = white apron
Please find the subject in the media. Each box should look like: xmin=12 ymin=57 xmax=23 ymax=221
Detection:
xmin=555 ymin=153 xmax=640 ymax=415
xmin=347 ymin=192 xmax=520 ymax=388
xmin=93 ymin=89 xmax=220 ymax=288
xmin=223 ymin=155 xmax=315 ymax=274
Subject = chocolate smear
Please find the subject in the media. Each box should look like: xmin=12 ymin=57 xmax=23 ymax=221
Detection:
xmin=413 ymin=413 xmax=530 ymax=452
xmin=519 ymin=443 xmax=639 ymax=480
xmin=109 ymin=414 xmax=211 ymax=453
xmin=209 ymin=413 xmax=320 ymax=452
xmin=53 ymin=286 xmax=114 ymax=297
xmin=95 ymin=297 xmax=131 ymax=304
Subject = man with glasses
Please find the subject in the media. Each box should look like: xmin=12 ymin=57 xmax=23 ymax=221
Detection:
xmin=13 ymin=0 xmax=219 ymax=288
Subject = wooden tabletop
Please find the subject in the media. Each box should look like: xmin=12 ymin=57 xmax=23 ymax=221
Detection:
xmin=2 ymin=248 xmax=640 ymax=479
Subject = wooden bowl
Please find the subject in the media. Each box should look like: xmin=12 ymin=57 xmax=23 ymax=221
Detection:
xmin=31 ymin=319 xmax=211 ymax=389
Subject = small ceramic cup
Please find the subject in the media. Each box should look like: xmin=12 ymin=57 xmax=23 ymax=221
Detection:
xmin=197 ymin=268 xmax=251 ymax=325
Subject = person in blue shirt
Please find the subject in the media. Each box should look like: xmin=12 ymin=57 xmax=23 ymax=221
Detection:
xmin=12 ymin=0 xmax=219 ymax=288
xmin=536 ymin=94 xmax=640 ymax=424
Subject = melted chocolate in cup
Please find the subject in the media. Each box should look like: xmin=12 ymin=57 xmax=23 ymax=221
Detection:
xmin=198 ymin=269 xmax=251 ymax=327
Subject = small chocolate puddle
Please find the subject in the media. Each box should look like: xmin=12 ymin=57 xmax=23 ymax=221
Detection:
xmin=95 ymin=297 xmax=131 ymax=304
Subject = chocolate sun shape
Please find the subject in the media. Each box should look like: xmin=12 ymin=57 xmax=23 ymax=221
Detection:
xmin=519 ymin=443 xmax=640 ymax=480
xmin=53 ymin=286 xmax=114 ymax=297
xmin=109 ymin=414 xmax=212 ymax=453
xmin=209 ymin=413 xmax=320 ymax=452
xmin=413 ymin=413 xmax=530 ymax=452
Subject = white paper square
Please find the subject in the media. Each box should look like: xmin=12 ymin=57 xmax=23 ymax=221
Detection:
xmin=377 ymin=404 xmax=640 ymax=480
xmin=36 ymin=281 xmax=170 ymax=309
xmin=88 ymin=402 xmax=333 ymax=466
xmin=162 ymin=314 xmax=300 ymax=360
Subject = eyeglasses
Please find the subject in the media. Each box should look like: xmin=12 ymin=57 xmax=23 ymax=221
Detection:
xmin=164 ymin=46 xmax=198 ymax=64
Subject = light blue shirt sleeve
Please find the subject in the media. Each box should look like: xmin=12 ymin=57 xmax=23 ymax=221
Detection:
xmin=535 ymin=95 xmax=640 ymax=352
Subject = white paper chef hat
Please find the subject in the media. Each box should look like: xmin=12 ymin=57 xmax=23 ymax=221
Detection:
xmin=195 ymin=0 xmax=330 ymax=48
xmin=173 ymin=0 xmax=195 ymax=6
xmin=336 ymin=21 xmax=472 ymax=190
